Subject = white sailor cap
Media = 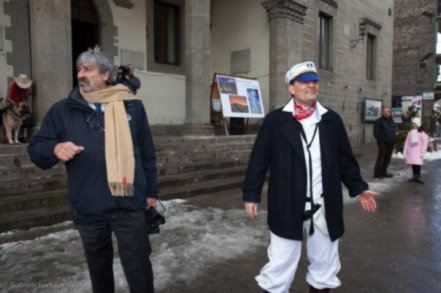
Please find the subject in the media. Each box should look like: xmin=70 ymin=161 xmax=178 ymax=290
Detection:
xmin=285 ymin=61 xmax=320 ymax=84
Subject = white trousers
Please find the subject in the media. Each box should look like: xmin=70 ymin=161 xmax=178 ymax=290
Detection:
xmin=256 ymin=221 xmax=341 ymax=293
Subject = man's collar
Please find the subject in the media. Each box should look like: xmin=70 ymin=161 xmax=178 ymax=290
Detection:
xmin=282 ymin=98 xmax=328 ymax=118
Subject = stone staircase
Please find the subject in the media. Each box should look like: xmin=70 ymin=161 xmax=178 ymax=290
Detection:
xmin=0 ymin=135 xmax=257 ymax=240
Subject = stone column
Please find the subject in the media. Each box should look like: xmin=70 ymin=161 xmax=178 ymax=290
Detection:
xmin=29 ymin=0 xmax=72 ymax=129
xmin=261 ymin=0 xmax=307 ymax=109
xmin=181 ymin=0 xmax=214 ymax=137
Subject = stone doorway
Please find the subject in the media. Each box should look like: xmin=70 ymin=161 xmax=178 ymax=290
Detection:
xmin=71 ymin=0 xmax=100 ymax=87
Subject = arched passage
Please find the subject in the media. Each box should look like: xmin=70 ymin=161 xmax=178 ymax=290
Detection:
xmin=71 ymin=0 xmax=100 ymax=87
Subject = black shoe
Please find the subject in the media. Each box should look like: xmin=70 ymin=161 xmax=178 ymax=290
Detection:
xmin=383 ymin=173 xmax=393 ymax=178
xmin=374 ymin=175 xmax=384 ymax=179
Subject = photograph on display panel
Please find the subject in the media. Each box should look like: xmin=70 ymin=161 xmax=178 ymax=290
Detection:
xmin=216 ymin=74 xmax=265 ymax=118
xmin=363 ymin=98 xmax=382 ymax=122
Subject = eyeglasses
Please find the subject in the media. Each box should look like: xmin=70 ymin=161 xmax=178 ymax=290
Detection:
xmin=87 ymin=111 xmax=105 ymax=133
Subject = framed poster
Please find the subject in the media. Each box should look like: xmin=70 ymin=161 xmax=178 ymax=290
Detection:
xmin=363 ymin=98 xmax=382 ymax=122
xmin=216 ymin=74 xmax=265 ymax=118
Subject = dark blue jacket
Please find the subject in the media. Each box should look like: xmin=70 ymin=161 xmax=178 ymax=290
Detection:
xmin=243 ymin=107 xmax=368 ymax=242
xmin=115 ymin=75 xmax=141 ymax=95
xmin=28 ymin=87 xmax=158 ymax=225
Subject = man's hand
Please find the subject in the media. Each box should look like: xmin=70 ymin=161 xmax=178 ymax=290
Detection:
xmin=357 ymin=190 xmax=380 ymax=212
xmin=146 ymin=198 xmax=157 ymax=210
xmin=244 ymin=202 xmax=258 ymax=220
xmin=54 ymin=142 xmax=84 ymax=162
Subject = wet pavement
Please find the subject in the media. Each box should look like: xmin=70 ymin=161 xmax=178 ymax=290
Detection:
xmin=166 ymin=142 xmax=441 ymax=293
xmin=1 ymin=142 xmax=441 ymax=293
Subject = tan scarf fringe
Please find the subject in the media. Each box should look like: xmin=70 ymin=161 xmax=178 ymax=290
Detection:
xmin=81 ymin=84 xmax=137 ymax=196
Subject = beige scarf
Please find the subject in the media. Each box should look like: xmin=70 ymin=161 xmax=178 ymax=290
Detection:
xmin=81 ymin=84 xmax=137 ymax=196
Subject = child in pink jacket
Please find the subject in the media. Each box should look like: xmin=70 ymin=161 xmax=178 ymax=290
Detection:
xmin=403 ymin=118 xmax=429 ymax=184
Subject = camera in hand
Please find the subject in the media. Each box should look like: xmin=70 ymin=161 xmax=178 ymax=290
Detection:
xmin=145 ymin=207 xmax=166 ymax=234
xmin=118 ymin=65 xmax=130 ymax=75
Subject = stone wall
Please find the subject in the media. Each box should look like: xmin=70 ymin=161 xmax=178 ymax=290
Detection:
xmin=302 ymin=0 xmax=394 ymax=144
xmin=393 ymin=0 xmax=437 ymax=117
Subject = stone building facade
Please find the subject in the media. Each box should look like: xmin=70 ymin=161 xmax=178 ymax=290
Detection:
xmin=393 ymin=0 xmax=437 ymax=117
xmin=0 ymin=0 xmax=394 ymax=145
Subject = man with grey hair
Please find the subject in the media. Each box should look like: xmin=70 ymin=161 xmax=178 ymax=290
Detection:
xmin=28 ymin=46 xmax=158 ymax=293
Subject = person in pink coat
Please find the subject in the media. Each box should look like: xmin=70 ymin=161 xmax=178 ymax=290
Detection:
xmin=403 ymin=118 xmax=429 ymax=184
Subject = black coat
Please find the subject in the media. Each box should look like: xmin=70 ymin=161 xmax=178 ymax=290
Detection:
xmin=27 ymin=87 xmax=158 ymax=225
xmin=373 ymin=116 xmax=396 ymax=144
xmin=243 ymin=107 xmax=368 ymax=241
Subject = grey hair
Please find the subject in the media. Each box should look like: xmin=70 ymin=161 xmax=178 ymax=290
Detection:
xmin=76 ymin=46 xmax=114 ymax=76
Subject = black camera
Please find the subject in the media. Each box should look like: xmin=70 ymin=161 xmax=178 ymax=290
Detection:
xmin=145 ymin=207 xmax=166 ymax=234
xmin=118 ymin=65 xmax=130 ymax=75
xmin=302 ymin=203 xmax=321 ymax=221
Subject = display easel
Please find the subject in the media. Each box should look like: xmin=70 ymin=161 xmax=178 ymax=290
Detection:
xmin=210 ymin=73 xmax=256 ymax=135
xmin=210 ymin=73 xmax=229 ymax=135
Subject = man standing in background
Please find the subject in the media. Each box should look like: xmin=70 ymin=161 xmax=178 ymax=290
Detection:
xmin=373 ymin=107 xmax=396 ymax=179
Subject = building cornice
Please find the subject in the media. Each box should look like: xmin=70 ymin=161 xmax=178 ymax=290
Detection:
xmin=364 ymin=18 xmax=382 ymax=30
xmin=320 ymin=0 xmax=338 ymax=8
xmin=114 ymin=0 xmax=134 ymax=9
xmin=261 ymin=0 xmax=307 ymax=23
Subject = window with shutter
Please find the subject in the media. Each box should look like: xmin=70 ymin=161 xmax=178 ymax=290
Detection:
xmin=154 ymin=2 xmax=180 ymax=65
xmin=318 ymin=14 xmax=330 ymax=70
xmin=366 ymin=35 xmax=375 ymax=80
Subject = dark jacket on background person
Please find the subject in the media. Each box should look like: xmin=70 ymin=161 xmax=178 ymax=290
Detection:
xmin=242 ymin=107 xmax=368 ymax=242
xmin=115 ymin=75 xmax=141 ymax=95
xmin=373 ymin=116 xmax=396 ymax=144
xmin=27 ymin=87 xmax=158 ymax=224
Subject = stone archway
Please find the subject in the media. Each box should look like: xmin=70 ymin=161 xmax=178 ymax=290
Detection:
xmin=71 ymin=0 xmax=100 ymax=87
xmin=71 ymin=0 xmax=118 ymax=86
xmin=28 ymin=0 xmax=118 ymax=132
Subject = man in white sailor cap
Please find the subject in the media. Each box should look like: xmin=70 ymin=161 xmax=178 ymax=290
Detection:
xmin=242 ymin=61 xmax=379 ymax=293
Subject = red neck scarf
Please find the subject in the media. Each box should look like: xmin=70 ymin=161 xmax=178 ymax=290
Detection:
xmin=293 ymin=100 xmax=317 ymax=120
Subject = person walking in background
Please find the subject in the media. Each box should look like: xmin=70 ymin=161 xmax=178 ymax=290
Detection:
xmin=28 ymin=47 xmax=157 ymax=293
xmin=243 ymin=61 xmax=379 ymax=293
xmin=373 ymin=107 xmax=396 ymax=179
xmin=403 ymin=118 xmax=429 ymax=184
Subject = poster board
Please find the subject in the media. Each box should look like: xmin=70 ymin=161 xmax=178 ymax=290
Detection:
xmin=363 ymin=98 xmax=382 ymax=122
xmin=215 ymin=74 xmax=265 ymax=118
xmin=401 ymin=96 xmax=422 ymax=121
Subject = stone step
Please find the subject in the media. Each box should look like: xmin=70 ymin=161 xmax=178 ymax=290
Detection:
xmin=159 ymin=176 xmax=245 ymax=201
xmin=153 ymin=135 xmax=257 ymax=148
xmin=0 ymin=143 xmax=29 ymax=156
xmin=155 ymin=141 xmax=255 ymax=154
xmin=0 ymin=135 xmax=258 ymax=235
xmin=157 ymin=149 xmax=252 ymax=164
xmin=0 ymin=221 xmax=74 ymax=245
xmin=0 ymin=176 xmax=247 ymax=234
xmin=0 ymin=153 xmax=34 ymax=169
xmin=157 ymin=158 xmax=246 ymax=176
xmin=0 ymin=164 xmax=66 ymax=182
xmin=0 ymin=205 xmax=72 ymax=233
xmin=0 ymin=175 xmax=67 ymax=198
xmin=158 ymin=166 xmax=246 ymax=189
xmin=0 ymin=190 xmax=69 ymax=214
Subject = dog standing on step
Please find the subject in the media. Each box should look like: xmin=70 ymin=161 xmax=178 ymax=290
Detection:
xmin=1 ymin=101 xmax=31 ymax=144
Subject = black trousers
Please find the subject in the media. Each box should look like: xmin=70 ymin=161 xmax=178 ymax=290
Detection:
xmin=77 ymin=211 xmax=154 ymax=293
xmin=374 ymin=141 xmax=394 ymax=176
xmin=411 ymin=165 xmax=422 ymax=175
